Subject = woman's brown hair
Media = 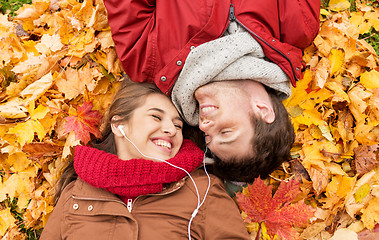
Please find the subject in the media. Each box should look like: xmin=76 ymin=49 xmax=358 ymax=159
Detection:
xmin=54 ymin=80 xmax=163 ymax=203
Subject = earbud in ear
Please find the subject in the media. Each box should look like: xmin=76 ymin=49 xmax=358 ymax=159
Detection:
xmin=117 ymin=124 xmax=126 ymax=137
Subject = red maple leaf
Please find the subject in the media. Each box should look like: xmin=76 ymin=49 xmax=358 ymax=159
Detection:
xmin=236 ymin=177 xmax=315 ymax=240
xmin=64 ymin=101 xmax=102 ymax=144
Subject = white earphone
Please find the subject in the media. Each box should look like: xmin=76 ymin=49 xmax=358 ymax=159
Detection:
xmin=117 ymin=124 xmax=125 ymax=134
xmin=116 ymin=124 xmax=210 ymax=240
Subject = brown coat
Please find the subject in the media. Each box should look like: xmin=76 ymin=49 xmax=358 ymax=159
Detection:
xmin=40 ymin=169 xmax=251 ymax=240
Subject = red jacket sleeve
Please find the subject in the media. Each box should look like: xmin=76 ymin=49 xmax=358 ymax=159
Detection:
xmin=279 ymin=0 xmax=320 ymax=50
xmin=103 ymin=0 xmax=156 ymax=82
xmin=74 ymin=139 xmax=204 ymax=198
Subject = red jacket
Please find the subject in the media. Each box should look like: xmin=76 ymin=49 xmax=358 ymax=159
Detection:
xmin=104 ymin=0 xmax=320 ymax=94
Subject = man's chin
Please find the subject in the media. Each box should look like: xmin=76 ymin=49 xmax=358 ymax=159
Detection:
xmin=211 ymin=156 xmax=259 ymax=183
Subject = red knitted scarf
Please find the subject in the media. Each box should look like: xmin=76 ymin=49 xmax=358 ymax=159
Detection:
xmin=74 ymin=139 xmax=204 ymax=202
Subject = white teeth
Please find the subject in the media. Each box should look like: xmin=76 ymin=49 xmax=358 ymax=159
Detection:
xmin=202 ymin=106 xmax=216 ymax=113
xmin=153 ymin=140 xmax=172 ymax=149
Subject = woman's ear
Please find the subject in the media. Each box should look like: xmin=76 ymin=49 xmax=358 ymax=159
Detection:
xmin=250 ymin=100 xmax=275 ymax=123
xmin=111 ymin=123 xmax=124 ymax=137
xmin=111 ymin=116 xmax=125 ymax=137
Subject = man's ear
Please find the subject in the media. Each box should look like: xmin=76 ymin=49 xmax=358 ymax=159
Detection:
xmin=250 ymin=100 xmax=275 ymax=123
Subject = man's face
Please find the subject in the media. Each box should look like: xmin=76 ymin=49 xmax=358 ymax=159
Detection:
xmin=194 ymin=81 xmax=254 ymax=161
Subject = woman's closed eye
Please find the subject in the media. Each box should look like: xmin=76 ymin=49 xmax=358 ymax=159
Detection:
xmin=152 ymin=115 xmax=161 ymax=121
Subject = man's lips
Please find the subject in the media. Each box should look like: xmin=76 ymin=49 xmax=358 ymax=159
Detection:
xmin=199 ymin=104 xmax=218 ymax=117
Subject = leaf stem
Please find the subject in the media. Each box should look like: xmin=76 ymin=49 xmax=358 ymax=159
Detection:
xmin=255 ymin=223 xmax=261 ymax=240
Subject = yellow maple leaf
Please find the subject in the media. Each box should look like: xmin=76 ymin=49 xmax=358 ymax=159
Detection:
xmin=360 ymin=70 xmax=379 ymax=89
xmin=6 ymin=152 xmax=32 ymax=172
xmin=67 ymin=28 xmax=97 ymax=58
xmin=283 ymin=69 xmax=313 ymax=108
xmin=0 ymin=208 xmax=16 ymax=237
xmin=72 ymin=0 xmax=95 ymax=24
xmin=326 ymin=175 xmax=356 ymax=199
xmin=8 ymin=102 xmax=50 ymax=146
xmin=55 ymin=65 xmax=99 ymax=100
xmin=329 ymin=0 xmax=351 ymax=12
xmin=361 ymin=197 xmax=379 ymax=230
xmin=0 ymin=170 xmax=35 ymax=202
xmin=292 ymin=109 xmax=324 ymax=127
xmin=62 ymin=131 xmax=81 ymax=159
xmin=350 ymin=12 xmax=364 ymax=28
xmin=328 ymin=48 xmax=345 ymax=76
xmin=8 ymin=120 xmax=45 ymax=146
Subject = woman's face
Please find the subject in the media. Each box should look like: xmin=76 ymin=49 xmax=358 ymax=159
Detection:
xmin=115 ymin=93 xmax=184 ymax=161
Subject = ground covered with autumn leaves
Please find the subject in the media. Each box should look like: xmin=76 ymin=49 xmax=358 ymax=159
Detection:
xmin=0 ymin=0 xmax=379 ymax=239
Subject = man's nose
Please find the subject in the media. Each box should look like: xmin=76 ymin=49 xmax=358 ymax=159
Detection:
xmin=199 ymin=119 xmax=214 ymax=132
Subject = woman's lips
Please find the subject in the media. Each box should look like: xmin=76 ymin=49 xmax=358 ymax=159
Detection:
xmin=151 ymin=138 xmax=172 ymax=153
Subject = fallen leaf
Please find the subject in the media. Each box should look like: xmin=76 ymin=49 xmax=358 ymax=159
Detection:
xmin=353 ymin=144 xmax=379 ymax=176
xmin=236 ymin=178 xmax=315 ymax=240
xmin=329 ymin=0 xmax=351 ymax=12
xmin=361 ymin=197 xmax=379 ymax=230
xmin=63 ymin=101 xmax=102 ymax=144
xmin=360 ymin=70 xmax=379 ymax=89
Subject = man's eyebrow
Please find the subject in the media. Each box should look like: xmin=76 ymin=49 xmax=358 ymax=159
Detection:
xmin=148 ymin=108 xmax=183 ymax=122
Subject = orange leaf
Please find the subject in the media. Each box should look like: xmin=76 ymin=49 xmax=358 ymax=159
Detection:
xmin=64 ymin=101 xmax=102 ymax=144
xmin=236 ymin=178 xmax=315 ymax=240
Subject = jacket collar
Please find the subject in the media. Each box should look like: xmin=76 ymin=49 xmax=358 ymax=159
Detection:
xmin=72 ymin=178 xmax=127 ymax=205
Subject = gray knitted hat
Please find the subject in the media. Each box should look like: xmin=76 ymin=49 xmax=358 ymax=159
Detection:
xmin=171 ymin=22 xmax=291 ymax=126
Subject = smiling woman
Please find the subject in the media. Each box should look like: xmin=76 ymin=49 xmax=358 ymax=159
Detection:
xmin=40 ymin=80 xmax=251 ymax=240
xmin=113 ymin=94 xmax=183 ymax=161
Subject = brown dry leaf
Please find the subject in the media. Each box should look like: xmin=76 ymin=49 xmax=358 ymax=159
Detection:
xmin=353 ymin=144 xmax=379 ymax=176
xmin=22 ymin=142 xmax=62 ymax=160
xmin=312 ymin=57 xmax=330 ymax=89
xmin=308 ymin=166 xmax=329 ymax=195
xmin=357 ymin=224 xmax=379 ymax=240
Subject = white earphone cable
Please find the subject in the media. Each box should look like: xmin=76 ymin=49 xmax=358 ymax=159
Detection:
xmin=117 ymin=125 xmax=210 ymax=239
